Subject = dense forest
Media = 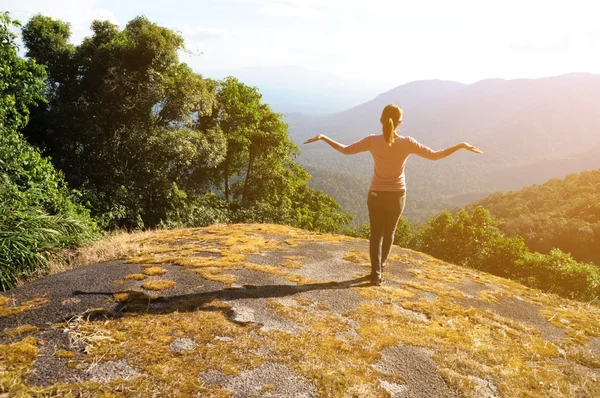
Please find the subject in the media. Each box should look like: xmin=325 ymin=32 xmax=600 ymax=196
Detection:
xmin=471 ymin=170 xmax=600 ymax=266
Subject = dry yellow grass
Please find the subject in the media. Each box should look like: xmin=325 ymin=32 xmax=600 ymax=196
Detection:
xmin=0 ymin=337 xmax=39 ymax=394
xmin=142 ymin=280 xmax=176 ymax=291
xmin=1 ymin=324 xmax=40 ymax=338
xmin=143 ymin=266 xmax=168 ymax=276
xmin=0 ymin=297 xmax=50 ymax=319
xmin=124 ymin=273 xmax=148 ymax=281
xmin=243 ymin=262 xmax=287 ymax=277
xmin=261 ymin=384 xmax=275 ymax=394
xmin=47 ymin=229 xmax=155 ymax=275
xmin=189 ymin=268 xmax=238 ymax=285
xmin=539 ymin=308 xmax=600 ymax=345
xmin=280 ymin=258 xmax=304 ymax=269
xmin=113 ymin=291 xmax=152 ymax=312
xmin=343 ymin=249 xmax=370 ymax=267
xmin=284 ymin=274 xmax=316 ymax=285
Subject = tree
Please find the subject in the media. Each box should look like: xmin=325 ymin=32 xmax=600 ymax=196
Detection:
xmin=197 ymin=77 xmax=263 ymax=201
xmin=419 ymin=207 xmax=504 ymax=267
xmin=197 ymin=77 xmax=353 ymax=232
xmin=22 ymin=15 xmax=223 ymax=228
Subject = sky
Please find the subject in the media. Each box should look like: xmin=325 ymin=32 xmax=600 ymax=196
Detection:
xmin=3 ymin=0 xmax=600 ymax=90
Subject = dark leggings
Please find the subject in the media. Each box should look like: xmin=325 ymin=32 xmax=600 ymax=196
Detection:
xmin=367 ymin=190 xmax=406 ymax=279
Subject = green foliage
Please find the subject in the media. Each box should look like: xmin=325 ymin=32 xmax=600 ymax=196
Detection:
xmin=419 ymin=208 xmax=501 ymax=266
xmin=0 ymin=12 xmax=45 ymax=131
xmin=516 ymin=249 xmax=600 ymax=300
xmin=194 ymin=77 xmax=352 ymax=233
xmin=304 ymin=166 xmax=370 ymax=224
xmin=394 ymin=218 xmax=416 ymax=248
xmin=0 ymin=12 xmax=97 ymax=290
xmin=164 ymin=193 xmax=231 ymax=228
xmin=0 ymin=209 xmax=91 ymax=289
xmin=417 ymin=207 xmax=599 ymax=301
xmin=341 ymin=222 xmax=371 ymax=239
xmin=21 ymin=15 xmax=222 ymax=229
xmin=472 ymin=170 xmax=600 ymax=265
xmin=287 ymin=178 xmax=354 ymax=233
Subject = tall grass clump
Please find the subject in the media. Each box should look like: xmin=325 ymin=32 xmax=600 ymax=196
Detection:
xmin=0 ymin=208 xmax=93 ymax=289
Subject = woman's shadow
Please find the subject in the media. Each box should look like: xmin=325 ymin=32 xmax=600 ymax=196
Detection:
xmin=72 ymin=275 xmax=372 ymax=323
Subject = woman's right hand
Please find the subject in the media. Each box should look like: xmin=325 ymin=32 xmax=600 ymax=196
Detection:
xmin=461 ymin=142 xmax=483 ymax=154
xmin=304 ymin=134 xmax=324 ymax=144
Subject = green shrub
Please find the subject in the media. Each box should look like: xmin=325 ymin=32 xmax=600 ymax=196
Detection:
xmin=0 ymin=13 xmax=97 ymax=290
xmin=416 ymin=206 xmax=600 ymax=302
xmin=394 ymin=218 xmax=416 ymax=248
xmin=516 ymin=249 xmax=600 ymax=301
xmin=341 ymin=223 xmax=371 ymax=239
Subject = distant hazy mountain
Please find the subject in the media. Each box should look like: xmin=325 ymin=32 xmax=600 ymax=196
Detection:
xmin=292 ymin=79 xmax=467 ymax=141
xmin=204 ymin=65 xmax=388 ymax=115
xmin=290 ymin=73 xmax=600 ymax=221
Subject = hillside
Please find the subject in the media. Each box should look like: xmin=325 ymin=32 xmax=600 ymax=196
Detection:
xmin=305 ymin=166 xmax=485 ymax=223
xmin=472 ymin=170 xmax=600 ymax=265
xmin=305 ymin=166 xmax=370 ymax=224
xmin=292 ymin=74 xmax=600 ymax=220
xmin=2 ymin=224 xmax=599 ymax=397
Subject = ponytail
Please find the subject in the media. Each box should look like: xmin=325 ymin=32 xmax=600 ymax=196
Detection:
xmin=383 ymin=118 xmax=395 ymax=146
xmin=380 ymin=104 xmax=403 ymax=147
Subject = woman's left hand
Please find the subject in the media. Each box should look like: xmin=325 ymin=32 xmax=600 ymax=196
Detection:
xmin=304 ymin=134 xmax=324 ymax=144
xmin=461 ymin=142 xmax=483 ymax=154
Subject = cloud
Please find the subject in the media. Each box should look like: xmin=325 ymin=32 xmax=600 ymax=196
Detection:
xmin=260 ymin=3 xmax=321 ymax=18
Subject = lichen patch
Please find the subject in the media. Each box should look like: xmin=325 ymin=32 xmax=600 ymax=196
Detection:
xmin=170 ymin=338 xmax=198 ymax=352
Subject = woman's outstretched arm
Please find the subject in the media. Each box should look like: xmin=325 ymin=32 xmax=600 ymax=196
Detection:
xmin=409 ymin=137 xmax=482 ymax=160
xmin=304 ymin=134 xmax=370 ymax=155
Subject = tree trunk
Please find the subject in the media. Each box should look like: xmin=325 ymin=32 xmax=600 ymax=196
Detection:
xmin=242 ymin=150 xmax=255 ymax=203
xmin=224 ymin=162 xmax=230 ymax=201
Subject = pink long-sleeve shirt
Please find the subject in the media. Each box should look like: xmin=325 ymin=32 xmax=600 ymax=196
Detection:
xmin=338 ymin=134 xmax=443 ymax=192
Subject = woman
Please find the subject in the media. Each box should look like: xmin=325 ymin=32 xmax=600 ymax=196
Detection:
xmin=304 ymin=104 xmax=482 ymax=285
